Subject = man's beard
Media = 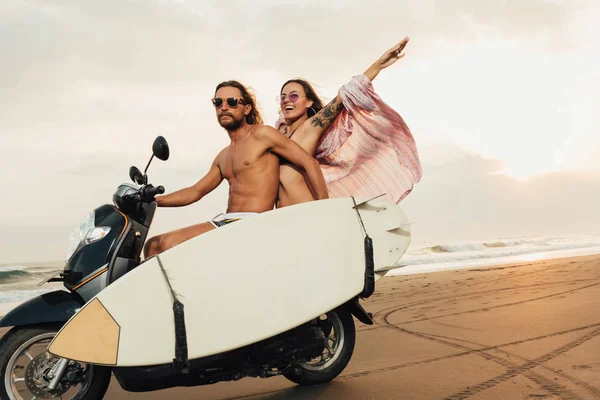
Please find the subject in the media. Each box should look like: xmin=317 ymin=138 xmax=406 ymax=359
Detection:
xmin=219 ymin=114 xmax=245 ymax=131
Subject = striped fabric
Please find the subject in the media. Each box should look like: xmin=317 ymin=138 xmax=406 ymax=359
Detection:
xmin=211 ymin=218 xmax=240 ymax=228
xmin=209 ymin=212 xmax=258 ymax=228
xmin=276 ymin=74 xmax=422 ymax=204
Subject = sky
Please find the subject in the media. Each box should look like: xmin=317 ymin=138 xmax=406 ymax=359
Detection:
xmin=1 ymin=0 xmax=599 ymax=263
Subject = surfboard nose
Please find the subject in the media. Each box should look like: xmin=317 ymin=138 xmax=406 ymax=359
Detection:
xmin=48 ymin=298 xmax=120 ymax=365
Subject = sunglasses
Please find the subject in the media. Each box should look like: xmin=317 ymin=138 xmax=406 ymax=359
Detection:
xmin=277 ymin=92 xmax=304 ymax=105
xmin=212 ymin=97 xmax=245 ymax=108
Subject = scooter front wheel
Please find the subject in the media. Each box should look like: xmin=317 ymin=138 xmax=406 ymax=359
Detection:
xmin=283 ymin=307 xmax=356 ymax=386
xmin=0 ymin=324 xmax=112 ymax=400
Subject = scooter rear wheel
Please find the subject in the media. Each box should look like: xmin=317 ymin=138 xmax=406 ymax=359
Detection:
xmin=283 ymin=307 xmax=355 ymax=386
xmin=0 ymin=324 xmax=112 ymax=400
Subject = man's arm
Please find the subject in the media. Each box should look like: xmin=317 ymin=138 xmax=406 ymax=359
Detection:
xmin=258 ymin=126 xmax=329 ymax=200
xmin=156 ymin=154 xmax=224 ymax=207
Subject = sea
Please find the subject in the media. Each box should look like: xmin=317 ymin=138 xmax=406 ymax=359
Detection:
xmin=1 ymin=233 xmax=599 ymax=315
xmin=388 ymin=233 xmax=600 ymax=275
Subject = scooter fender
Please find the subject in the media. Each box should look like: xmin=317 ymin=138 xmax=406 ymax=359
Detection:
xmin=344 ymin=297 xmax=374 ymax=325
xmin=0 ymin=290 xmax=84 ymax=328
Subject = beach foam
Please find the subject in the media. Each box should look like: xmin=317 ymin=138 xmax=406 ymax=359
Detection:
xmin=391 ymin=233 xmax=600 ymax=275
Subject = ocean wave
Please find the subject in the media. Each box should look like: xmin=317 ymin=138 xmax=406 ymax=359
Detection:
xmin=0 ymin=264 xmax=61 ymax=287
xmin=418 ymin=240 xmax=520 ymax=254
xmin=482 ymin=242 xmax=509 ymax=248
xmin=0 ymin=270 xmax=32 ymax=284
xmin=0 ymin=265 xmax=27 ymax=272
xmin=429 ymin=245 xmax=450 ymax=253
xmin=404 ymin=234 xmax=600 ymax=266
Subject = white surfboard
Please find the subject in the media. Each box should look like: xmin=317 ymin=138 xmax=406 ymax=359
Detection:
xmin=48 ymin=197 xmax=411 ymax=367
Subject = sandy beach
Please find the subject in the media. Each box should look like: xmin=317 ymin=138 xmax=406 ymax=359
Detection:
xmin=1 ymin=254 xmax=599 ymax=399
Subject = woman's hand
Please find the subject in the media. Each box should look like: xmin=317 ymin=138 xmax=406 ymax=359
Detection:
xmin=364 ymin=36 xmax=410 ymax=81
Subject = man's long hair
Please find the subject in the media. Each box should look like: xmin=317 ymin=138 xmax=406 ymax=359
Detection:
xmin=215 ymin=80 xmax=263 ymax=125
xmin=280 ymin=79 xmax=325 ymax=118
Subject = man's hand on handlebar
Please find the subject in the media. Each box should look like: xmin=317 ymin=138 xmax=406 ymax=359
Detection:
xmin=141 ymin=184 xmax=165 ymax=203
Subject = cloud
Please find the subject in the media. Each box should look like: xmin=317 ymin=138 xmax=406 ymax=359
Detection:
xmin=0 ymin=0 xmax=578 ymax=93
xmin=401 ymin=143 xmax=600 ymax=243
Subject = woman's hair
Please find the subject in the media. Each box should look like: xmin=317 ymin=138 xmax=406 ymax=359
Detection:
xmin=280 ymin=79 xmax=325 ymax=118
xmin=215 ymin=80 xmax=263 ymax=125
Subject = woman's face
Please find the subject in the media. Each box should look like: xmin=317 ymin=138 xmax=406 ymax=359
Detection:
xmin=280 ymin=82 xmax=314 ymax=121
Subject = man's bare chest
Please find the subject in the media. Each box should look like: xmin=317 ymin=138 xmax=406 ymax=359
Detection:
xmin=219 ymin=142 xmax=273 ymax=179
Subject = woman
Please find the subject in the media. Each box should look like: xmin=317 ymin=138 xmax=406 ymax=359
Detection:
xmin=275 ymin=37 xmax=422 ymax=207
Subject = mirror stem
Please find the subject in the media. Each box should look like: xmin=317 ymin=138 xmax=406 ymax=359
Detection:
xmin=144 ymin=154 xmax=155 ymax=174
xmin=143 ymin=153 xmax=154 ymax=175
xmin=142 ymin=154 xmax=154 ymax=185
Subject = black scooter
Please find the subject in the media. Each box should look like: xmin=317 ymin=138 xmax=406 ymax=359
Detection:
xmin=0 ymin=136 xmax=374 ymax=400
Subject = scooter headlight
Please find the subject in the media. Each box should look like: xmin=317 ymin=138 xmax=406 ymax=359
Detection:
xmin=66 ymin=212 xmax=112 ymax=261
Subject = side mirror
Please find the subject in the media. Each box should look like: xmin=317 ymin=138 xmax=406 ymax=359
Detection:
xmin=129 ymin=166 xmax=145 ymax=185
xmin=152 ymin=136 xmax=170 ymax=161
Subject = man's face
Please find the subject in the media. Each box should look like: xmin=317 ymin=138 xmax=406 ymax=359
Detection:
xmin=214 ymin=86 xmax=249 ymax=131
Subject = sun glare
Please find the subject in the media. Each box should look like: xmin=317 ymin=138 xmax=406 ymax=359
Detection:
xmin=500 ymin=165 xmax=547 ymax=181
xmin=498 ymin=158 xmax=567 ymax=181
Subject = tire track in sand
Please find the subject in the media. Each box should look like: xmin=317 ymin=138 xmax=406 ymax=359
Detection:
xmin=424 ymin=331 xmax=600 ymax=398
xmin=441 ymin=327 xmax=600 ymax=399
xmin=370 ymin=278 xmax=600 ymax=398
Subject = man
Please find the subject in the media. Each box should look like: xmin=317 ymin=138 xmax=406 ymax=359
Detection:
xmin=143 ymin=80 xmax=328 ymax=258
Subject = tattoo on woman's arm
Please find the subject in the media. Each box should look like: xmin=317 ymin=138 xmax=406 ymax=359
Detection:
xmin=311 ymin=97 xmax=343 ymax=128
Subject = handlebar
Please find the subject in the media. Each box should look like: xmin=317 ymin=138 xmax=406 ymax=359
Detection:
xmin=145 ymin=185 xmax=165 ymax=198
xmin=140 ymin=184 xmax=165 ymax=203
xmin=121 ymin=184 xmax=164 ymax=205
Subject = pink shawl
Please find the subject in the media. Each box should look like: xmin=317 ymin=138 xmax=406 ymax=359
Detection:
xmin=276 ymin=74 xmax=422 ymax=204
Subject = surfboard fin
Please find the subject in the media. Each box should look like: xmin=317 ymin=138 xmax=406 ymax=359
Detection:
xmin=375 ymin=264 xmax=407 ymax=272
xmin=351 ymin=193 xmax=387 ymax=209
xmin=386 ymin=222 xmax=415 ymax=236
